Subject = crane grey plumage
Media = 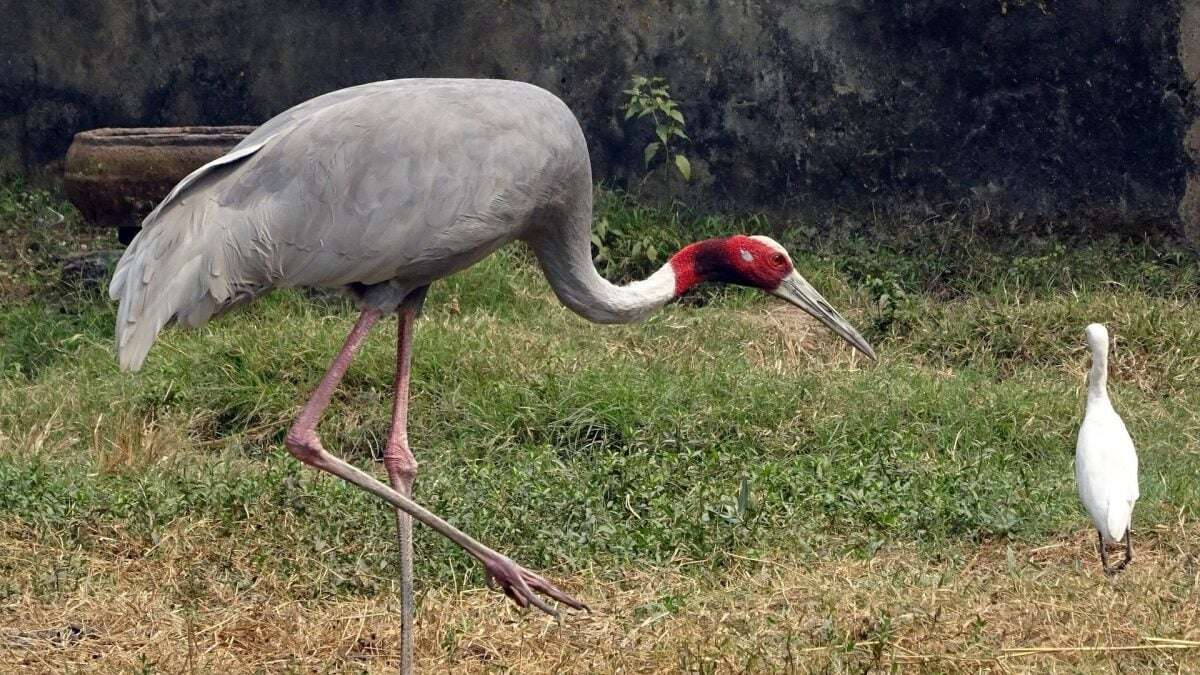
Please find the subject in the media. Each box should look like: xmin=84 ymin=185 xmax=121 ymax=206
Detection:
xmin=110 ymin=78 xmax=876 ymax=672
xmin=111 ymin=79 xmax=604 ymax=370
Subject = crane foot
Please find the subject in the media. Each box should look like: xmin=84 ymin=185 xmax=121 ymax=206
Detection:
xmin=480 ymin=553 xmax=588 ymax=616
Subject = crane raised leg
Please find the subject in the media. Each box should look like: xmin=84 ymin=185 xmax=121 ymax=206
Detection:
xmin=283 ymin=308 xmax=587 ymax=619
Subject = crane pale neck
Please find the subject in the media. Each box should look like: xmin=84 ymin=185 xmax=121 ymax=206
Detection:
xmin=527 ymin=221 xmax=679 ymax=325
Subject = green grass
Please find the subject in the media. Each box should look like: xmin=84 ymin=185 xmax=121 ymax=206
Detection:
xmin=2 ymin=184 xmax=1198 ymax=581
xmin=0 ymin=181 xmax=1198 ymax=669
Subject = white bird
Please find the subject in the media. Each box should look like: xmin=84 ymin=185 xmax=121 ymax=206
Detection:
xmin=108 ymin=79 xmax=876 ymax=672
xmin=1075 ymin=323 xmax=1139 ymax=574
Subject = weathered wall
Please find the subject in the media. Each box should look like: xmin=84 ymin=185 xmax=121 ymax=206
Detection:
xmin=1 ymin=1 xmax=1192 ymax=229
xmin=1177 ymin=0 xmax=1200 ymax=245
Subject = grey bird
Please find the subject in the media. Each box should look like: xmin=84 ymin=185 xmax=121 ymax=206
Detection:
xmin=110 ymin=78 xmax=876 ymax=672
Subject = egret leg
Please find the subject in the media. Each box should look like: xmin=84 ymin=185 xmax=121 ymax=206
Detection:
xmin=1116 ymin=529 xmax=1133 ymax=571
xmin=1098 ymin=530 xmax=1114 ymax=575
xmin=384 ymin=307 xmax=419 ymax=675
xmin=284 ymin=309 xmax=586 ymax=618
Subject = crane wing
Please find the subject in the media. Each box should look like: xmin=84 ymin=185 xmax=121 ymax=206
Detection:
xmin=109 ymin=79 xmax=586 ymax=371
xmin=140 ymin=135 xmax=275 ymax=232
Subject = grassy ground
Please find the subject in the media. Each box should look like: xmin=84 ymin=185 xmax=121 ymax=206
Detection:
xmin=0 ymin=181 xmax=1198 ymax=672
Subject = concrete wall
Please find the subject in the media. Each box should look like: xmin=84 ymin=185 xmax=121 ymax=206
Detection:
xmin=2 ymin=1 xmax=1193 ymax=233
xmin=1177 ymin=1 xmax=1200 ymax=246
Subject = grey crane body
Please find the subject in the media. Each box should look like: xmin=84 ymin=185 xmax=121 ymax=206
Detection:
xmin=112 ymin=79 xmax=614 ymax=369
xmin=110 ymin=78 xmax=876 ymax=671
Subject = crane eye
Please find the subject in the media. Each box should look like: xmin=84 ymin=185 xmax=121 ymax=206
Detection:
xmin=771 ymin=253 xmax=787 ymax=266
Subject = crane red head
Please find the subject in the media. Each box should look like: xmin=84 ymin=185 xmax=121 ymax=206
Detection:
xmin=669 ymin=235 xmax=876 ymax=359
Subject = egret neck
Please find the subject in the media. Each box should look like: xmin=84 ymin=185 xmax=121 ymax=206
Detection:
xmin=1086 ymin=325 xmax=1110 ymax=405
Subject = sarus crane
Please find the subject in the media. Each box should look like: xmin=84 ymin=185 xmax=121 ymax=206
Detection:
xmin=1075 ymin=323 xmax=1139 ymax=574
xmin=110 ymin=78 xmax=876 ymax=671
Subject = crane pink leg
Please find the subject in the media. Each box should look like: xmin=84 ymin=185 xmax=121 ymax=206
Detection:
xmin=384 ymin=309 xmax=418 ymax=674
xmin=283 ymin=309 xmax=586 ymax=617
xmin=385 ymin=307 xmax=418 ymax=499
xmin=287 ymin=309 xmax=382 ymax=443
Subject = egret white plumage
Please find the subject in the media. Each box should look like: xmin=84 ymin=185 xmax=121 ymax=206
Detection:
xmin=109 ymin=79 xmax=876 ymax=672
xmin=1074 ymin=323 xmax=1139 ymax=574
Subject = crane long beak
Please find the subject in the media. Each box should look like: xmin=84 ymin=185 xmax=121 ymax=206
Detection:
xmin=770 ymin=271 xmax=877 ymax=360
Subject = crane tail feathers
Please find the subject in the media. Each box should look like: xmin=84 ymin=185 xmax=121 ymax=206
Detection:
xmin=113 ymin=254 xmax=207 ymax=372
xmin=110 ymin=138 xmax=272 ymax=372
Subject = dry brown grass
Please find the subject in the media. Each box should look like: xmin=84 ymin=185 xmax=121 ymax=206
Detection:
xmin=740 ymin=305 xmax=873 ymax=374
xmin=2 ymin=517 xmax=1197 ymax=673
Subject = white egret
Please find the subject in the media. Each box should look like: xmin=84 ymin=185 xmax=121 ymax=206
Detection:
xmin=1075 ymin=323 xmax=1139 ymax=574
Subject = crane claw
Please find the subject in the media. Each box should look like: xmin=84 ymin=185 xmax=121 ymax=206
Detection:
xmin=481 ymin=553 xmax=589 ymax=616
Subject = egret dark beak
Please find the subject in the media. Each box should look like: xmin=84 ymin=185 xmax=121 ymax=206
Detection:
xmin=770 ymin=271 xmax=877 ymax=360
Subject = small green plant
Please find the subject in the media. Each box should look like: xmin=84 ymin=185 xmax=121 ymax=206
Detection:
xmin=590 ymin=215 xmax=675 ymax=280
xmin=863 ymin=271 xmax=919 ymax=334
xmin=622 ymin=75 xmax=692 ymax=181
xmin=588 ymin=190 xmax=688 ymax=280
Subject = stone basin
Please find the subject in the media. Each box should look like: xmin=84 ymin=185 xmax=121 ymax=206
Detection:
xmin=64 ymin=126 xmax=256 ymax=244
